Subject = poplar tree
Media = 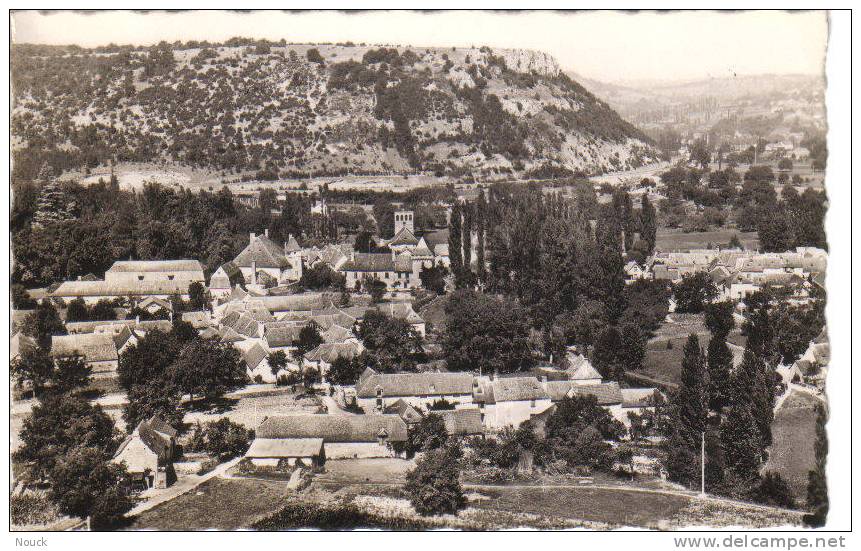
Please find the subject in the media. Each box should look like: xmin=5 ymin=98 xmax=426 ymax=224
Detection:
xmin=595 ymin=204 xmax=626 ymax=321
xmin=448 ymin=202 xmax=463 ymax=284
xmin=475 ymin=190 xmax=487 ymax=285
xmin=461 ymin=201 xmax=473 ymax=283
xmin=640 ymin=194 xmax=657 ymax=255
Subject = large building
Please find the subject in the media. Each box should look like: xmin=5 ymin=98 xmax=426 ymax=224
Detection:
xmin=231 ymin=230 xmax=303 ymax=286
xmin=339 ymin=252 xmax=418 ymax=292
xmin=104 ymin=259 xmax=205 ymax=285
xmin=355 ymin=368 xmax=475 ymax=413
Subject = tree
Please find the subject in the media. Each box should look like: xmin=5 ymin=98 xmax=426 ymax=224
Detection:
xmin=419 ymin=264 xmax=447 ymax=295
xmin=742 ymin=290 xmax=775 ymax=359
xmin=689 ymin=138 xmax=711 ymax=169
xmin=545 ymin=395 xmax=626 ymax=441
xmin=595 ymin=205 xmax=626 ymax=320
xmin=15 ymin=393 xmax=117 ymax=481
xmin=408 ymin=413 xmax=449 ymax=454
xmin=619 ymin=323 xmax=645 ymax=373
xmin=190 ymin=418 xmax=254 ymax=460
xmin=777 ymin=158 xmax=793 ymax=171
xmin=293 ymin=323 xmax=324 ymax=361
xmin=123 ymin=382 xmax=183 ymax=430
xmin=117 ymin=329 xmax=180 ymax=391
xmin=52 ymin=355 xmax=92 ymax=395
xmin=49 ymin=446 xmax=133 ymax=530
xmin=168 ymin=338 xmax=245 ymax=404
xmin=268 ymin=350 xmax=289 ymax=381
xmin=592 ymin=326 xmax=624 ymax=382
xmin=664 ymin=335 xmax=708 ymax=488
xmin=753 ymin=472 xmax=796 ymax=509
xmin=673 ymin=272 xmax=718 ymax=314
xmin=367 ymin=279 xmax=387 ymax=303
xmin=21 ymin=301 xmax=66 ymax=350
xmin=448 ymin=202 xmax=463 ymax=283
xmin=358 ymin=310 xmax=422 ymax=371
xmin=11 ymin=284 xmax=37 ymax=309
xmin=66 ymin=297 xmax=90 ymax=322
xmin=306 ymin=48 xmax=325 ymax=65
xmin=11 ymin=346 xmax=55 ymax=397
xmin=188 ymin=282 xmax=208 ymax=310
xmin=404 ymin=447 xmax=465 ymax=516
xmin=640 ymin=194 xmax=657 ymax=256
xmin=720 ymin=400 xmax=763 ymax=482
xmin=804 ymin=403 xmax=829 ymax=527
xmin=443 ymin=290 xmax=534 ymax=374
xmin=475 ymin=189 xmax=487 ymax=284
xmin=90 ymin=299 xmax=117 ymax=321
xmin=326 ymin=355 xmax=365 ymax=386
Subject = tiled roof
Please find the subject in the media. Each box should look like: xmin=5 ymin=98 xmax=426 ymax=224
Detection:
xmin=386 ymin=227 xmax=419 ymax=247
xmin=412 ymin=237 xmax=433 ymax=257
xmin=234 ymin=234 xmax=292 ymax=269
xmin=258 ymin=294 xmax=331 ymax=312
xmin=321 ymin=324 xmax=355 ymax=343
xmin=340 ymin=253 xmax=412 ymax=273
xmin=65 ymin=319 xmax=134 ymax=334
xmin=181 ymin=311 xmax=211 ymax=329
xmin=50 ymin=280 xmax=191 ymax=298
xmin=438 ymin=409 xmax=484 ymax=436
xmin=356 ymin=371 xmax=474 ymax=398
xmin=256 ymin=414 xmax=408 ymax=442
xmin=107 ymin=259 xmax=204 ymax=273
xmin=544 ymin=381 xmax=623 ymax=405
xmin=384 ymin=399 xmax=424 ymax=424
xmin=243 ymin=343 xmax=269 ymax=370
xmin=246 ymin=437 xmax=324 ymax=458
xmin=476 ymin=377 xmax=548 ymax=404
xmin=10 ymin=332 xmax=36 ymax=359
xmin=304 ymin=342 xmax=362 ymax=363
xmin=566 ymin=354 xmax=602 ymax=381
xmin=51 ymin=333 xmax=118 ymax=362
xmin=264 ymin=324 xmax=305 ymax=348
xmin=373 ymin=302 xmax=424 ymax=324
xmin=284 ymin=235 xmax=302 ymax=253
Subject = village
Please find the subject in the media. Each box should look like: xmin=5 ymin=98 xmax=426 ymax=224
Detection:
xmin=7 ymin=10 xmax=838 ymax=532
xmin=10 ymin=180 xmax=829 ymax=529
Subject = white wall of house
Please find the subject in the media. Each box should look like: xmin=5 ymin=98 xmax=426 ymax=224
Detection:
xmin=324 ymin=442 xmax=399 ymax=459
xmin=57 ymin=293 xmax=190 ymax=306
xmin=481 ymin=399 xmax=553 ymax=430
xmin=89 ymin=360 xmax=119 ymax=379
xmin=105 ymin=272 xmax=203 ymax=285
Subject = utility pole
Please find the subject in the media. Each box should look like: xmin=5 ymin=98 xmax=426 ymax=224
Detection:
xmin=699 ymin=431 xmax=707 ymax=498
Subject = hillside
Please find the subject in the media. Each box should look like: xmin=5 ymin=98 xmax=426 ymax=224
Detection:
xmin=11 ymin=40 xmax=659 ymax=183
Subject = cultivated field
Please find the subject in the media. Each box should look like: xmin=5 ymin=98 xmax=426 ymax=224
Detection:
xmin=765 ymin=390 xmax=822 ymax=502
xmin=655 ymin=229 xmax=760 ymax=252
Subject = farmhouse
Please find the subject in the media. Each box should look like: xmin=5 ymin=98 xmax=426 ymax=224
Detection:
xmin=437 ymin=408 xmax=485 ymax=437
xmin=355 ymin=368 xmax=475 ymax=412
xmin=50 ymin=333 xmax=119 ymax=378
xmin=233 ymin=230 xmax=303 ymax=286
xmin=473 ymin=376 xmax=553 ymax=430
xmin=104 ymin=259 xmax=205 ymax=285
xmin=254 ymin=414 xmax=408 ymax=459
xmin=340 ymin=252 xmax=417 ymax=291
xmin=49 ymin=279 xmax=192 ymax=305
xmin=112 ymin=416 xmax=177 ymax=489
xmin=304 ymin=341 xmax=364 ymax=379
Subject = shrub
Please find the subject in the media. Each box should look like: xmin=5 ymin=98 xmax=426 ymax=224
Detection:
xmin=753 ymin=472 xmax=797 ymax=509
xmin=404 ymin=448 xmax=466 ymax=516
xmin=11 ymin=493 xmax=59 ymax=526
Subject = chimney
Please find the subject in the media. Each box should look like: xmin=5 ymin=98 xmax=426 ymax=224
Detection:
xmin=541 ymin=375 xmax=548 ymax=384
xmin=135 ymin=315 xmax=140 ymax=325
xmin=264 ymin=228 xmax=269 ymax=238
xmin=251 ymin=260 xmax=257 ymax=285
xmin=250 ymin=232 xmax=256 ymax=244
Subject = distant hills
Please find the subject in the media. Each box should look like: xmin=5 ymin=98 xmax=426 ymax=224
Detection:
xmin=11 ymin=40 xmax=661 ymax=183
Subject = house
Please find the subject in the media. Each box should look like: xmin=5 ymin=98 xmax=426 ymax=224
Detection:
xmin=565 ymin=353 xmax=603 ymax=385
xmin=372 ymin=302 xmax=426 ymax=337
xmin=385 ymin=399 xmax=425 ymax=425
xmin=243 ymin=342 xmax=273 ymax=383
xmin=619 ymin=388 xmax=663 ymax=426
xmin=137 ymin=296 xmax=173 ymax=316
xmin=320 ymin=324 xmax=356 ymax=344
xmin=339 ymin=252 xmax=417 ymax=292
xmin=472 ymin=376 xmax=553 ymax=430
xmin=624 ymin=261 xmax=646 ymax=284
xmin=51 ymin=333 xmax=119 ymax=378
xmin=438 ymin=408 xmax=485 ymax=438
xmin=304 ymin=342 xmax=364 ymax=380
xmin=181 ymin=311 xmax=212 ymax=330
xmin=104 ymin=259 xmax=204 ymax=285
xmin=49 ymin=279 xmax=192 ymax=305
xmin=209 ymin=262 xmax=244 ymax=298
xmin=112 ymin=416 xmax=177 ymax=489
xmin=244 ymin=437 xmax=325 ymax=469
xmin=233 ymin=230 xmax=303 ymax=286
xmin=355 ymin=368 xmax=475 ymax=412
xmin=254 ymin=414 xmax=408 ymax=459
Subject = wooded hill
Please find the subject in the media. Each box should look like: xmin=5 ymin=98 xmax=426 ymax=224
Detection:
xmin=11 ymin=39 xmax=660 ymax=182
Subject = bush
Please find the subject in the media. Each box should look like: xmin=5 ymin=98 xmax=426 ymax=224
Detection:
xmin=405 ymin=448 xmax=466 ymax=516
xmin=189 ymin=418 xmax=254 ymax=461
xmin=11 ymin=493 xmax=59 ymax=526
xmin=753 ymin=472 xmax=796 ymax=509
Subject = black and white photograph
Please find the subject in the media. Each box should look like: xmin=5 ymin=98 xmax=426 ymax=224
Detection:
xmin=4 ymin=7 xmax=854 ymax=536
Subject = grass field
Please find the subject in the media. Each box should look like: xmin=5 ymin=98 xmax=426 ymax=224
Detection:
xmin=656 ymin=229 xmax=759 ymax=252
xmin=765 ymin=391 xmax=821 ymax=503
xmin=129 ymin=477 xmax=296 ymax=530
xmin=470 ymin=486 xmax=691 ymax=528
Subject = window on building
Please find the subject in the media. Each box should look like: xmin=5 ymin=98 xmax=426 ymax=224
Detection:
xmin=167 ymin=275 xmax=175 ymax=280
xmin=138 ymin=275 xmax=144 ymax=281
xmin=530 ymin=399 xmax=536 ymax=408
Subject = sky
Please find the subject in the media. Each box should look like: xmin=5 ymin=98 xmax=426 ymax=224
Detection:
xmin=10 ymin=10 xmax=828 ymax=83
